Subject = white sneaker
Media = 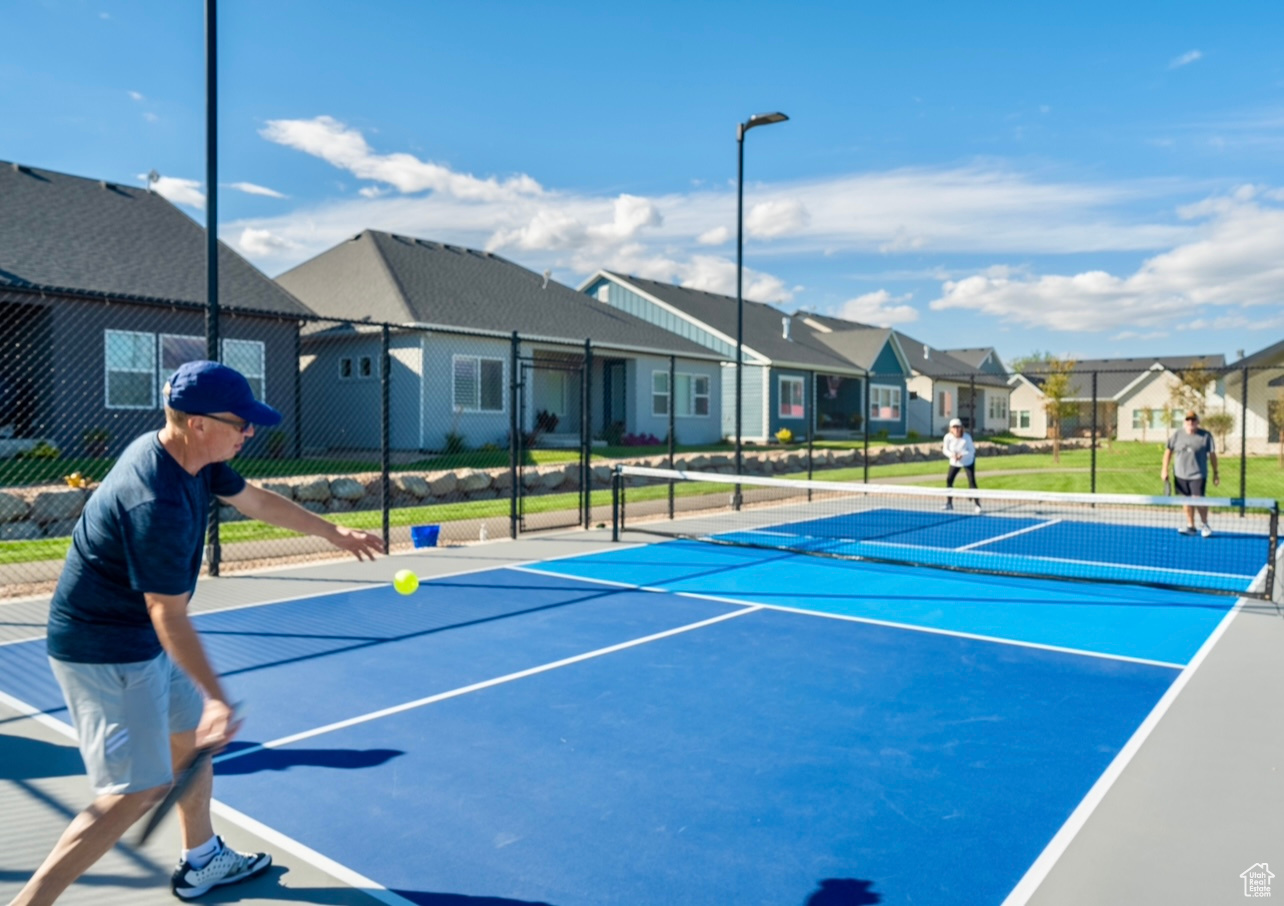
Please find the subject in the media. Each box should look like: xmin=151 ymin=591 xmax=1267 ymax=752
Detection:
xmin=1178 ymin=525 xmax=1196 ymax=536
xmin=974 ymin=503 xmax=983 ymax=514
xmin=1201 ymin=525 xmax=1213 ymax=538
xmin=171 ymin=836 xmax=272 ymax=899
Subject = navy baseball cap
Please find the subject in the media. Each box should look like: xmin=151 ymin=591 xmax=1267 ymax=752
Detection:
xmin=165 ymin=361 xmax=282 ymax=426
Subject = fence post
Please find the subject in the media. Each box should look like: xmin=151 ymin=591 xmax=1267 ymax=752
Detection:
xmin=863 ymin=370 xmax=870 ymax=484
xmin=292 ymin=325 xmax=303 ymax=459
xmin=582 ymin=338 xmax=593 ymax=529
xmin=807 ymin=370 xmax=814 ymax=501
xmin=203 ymin=0 xmax=220 ymax=578
xmin=509 ymin=331 xmax=520 ymax=539
xmin=969 ymin=374 xmax=976 ymax=432
xmin=611 ymin=466 xmax=621 ymax=541
xmin=1241 ymin=365 xmax=1249 ymax=516
xmin=1090 ymin=370 xmax=1098 ymax=494
xmin=380 ymin=324 xmax=390 ymax=554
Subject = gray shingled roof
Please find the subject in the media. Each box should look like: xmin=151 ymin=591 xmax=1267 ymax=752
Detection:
xmin=944 ymin=347 xmax=998 ymax=370
xmin=890 ymin=330 xmax=1010 ymax=387
xmin=1229 ymin=339 xmax=1284 ymax=369
xmin=602 ymin=274 xmax=865 ymax=372
xmin=276 ymin=232 xmax=722 ymax=358
xmin=0 ymin=161 xmax=311 ymax=316
xmin=1016 ymin=355 xmax=1228 ymax=400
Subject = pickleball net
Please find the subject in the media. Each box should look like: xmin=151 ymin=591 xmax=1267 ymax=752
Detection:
xmin=610 ymin=465 xmax=1281 ymax=600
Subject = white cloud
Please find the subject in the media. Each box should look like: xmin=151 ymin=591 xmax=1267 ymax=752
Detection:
xmin=238 ymin=228 xmax=296 ymax=257
xmin=145 ymin=175 xmax=204 ymax=209
xmin=929 ymin=188 xmax=1284 ymax=332
xmin=359 ymin=186 xmax=389 ymax=199
xmin=142 ymin=112 xmax=158 ymax=123
xmin=837 ymin=290 xmax=919 ymax=326
xmin=697 ymin=226 xmax=730 ymax=245
xmin=128 ymin=91 xmax=144 ymax=102
xmin=587 ymin=195 xmax=662 ymax=242
xmin=260 ymin=116 xmax=544 ymax=202
xmin=746 ymin=199 xmax=809 ymax=238
xmin=228 ymin=181 xmax=287 ymax=199
xmin=1169 ymin=49 xmax=1203 ymax=69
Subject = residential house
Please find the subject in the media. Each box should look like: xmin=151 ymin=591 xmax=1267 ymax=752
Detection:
xmin=0 ymin=161 xmax=312 ymax=460
xmin=275 ymin=232 xmax=726 ymax=453
xmin=1008 ymin=355 xmax=1227 ymax=441
xmin=579 ymin=273 xmax=911 ymax=440
xmin=1222 ymin=340 xmax=1284 ymax=455
xmin=892 ymin=336 xmax=1012 ymax=437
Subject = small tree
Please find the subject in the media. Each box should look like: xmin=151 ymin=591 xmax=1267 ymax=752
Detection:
xmin=1202 ymin=411 xmax=1235 ymax=450
xmin=1272 ymin=388 xmax=1284 ymax=468
xmin=1168 ymin=358 xmax=1216 ymax=416
xmin=1138 ymin=406 xmax=1154 ymax=443
xmin=1040 ymin=358 xmax=1078 ymax=463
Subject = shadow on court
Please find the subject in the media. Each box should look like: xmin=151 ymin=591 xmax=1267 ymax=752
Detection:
xmin=804 ymin=877 xmax=883 ymax=904
xmin=393 ymin=892 xmax=556 ymax=905
xmin=214 ymin=742 xmax=403 ymax=775
xmin=0 ymin=732 xmax=83 ymax=780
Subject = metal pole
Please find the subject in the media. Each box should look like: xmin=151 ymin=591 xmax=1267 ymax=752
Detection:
xmin=807 ymin=370 xmax=814 ymax=501
xmin=668 ymin=354 xmax=676 ymax=519
xmin=380 ymin=325 xmax=390 ymax=553
xmin=204 ymin=0 xmax=221 ymax=577
xmin=582 ymin=339 xmax=592 ymax=529
xmin=611 ymin=466 xmax=622 ymax=542
xmin=863 ymin=369 xmax=870 ymax=483
xmin=292 ymin=324 xmax=303 ymax=458
xmin=734 ymin=124 xmax=745 ymax=509
xmin=1241 ymin=365 xmax=1249 ymax=516
xmin=509 ymin=331 xmax=519 ymax=539
xmin=1090 ymin=370 xmax=1098 ymax=494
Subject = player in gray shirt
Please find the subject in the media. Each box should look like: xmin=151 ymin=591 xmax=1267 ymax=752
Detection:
xmin=1160 ymin=410 xmax=1220 ymax=537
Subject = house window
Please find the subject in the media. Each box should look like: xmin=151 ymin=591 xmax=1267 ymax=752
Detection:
xmin=779 ymin=376 xmax=805 ymax=419
xmin=1010 ymin=410 xmax=1031 ymax=429
xmin=938 ymin=390 xmax=951 ymax=417
xmin=676 ymin=374 xmax=710 ymax=417
xmin=596 ymin=284 xmax=610 ymax=303
xmin=453 ymin=355 xmax=504 ymax=412
xmin=105 ymin=329 xmax=156 ymax=409
xmin=359 ymin=356 xmax=374 ymax=379
xmin=222 ymin=339 xmax=266 ymax=401
xmin=652 ymin=372 xmax=669 ymax=416
xmin=988 ymin=395 xmax=1007 ymax=420
xmin=339 ymin=358 xmax=354 ymax=380
xmin=1131 ymin=408 xmax=1177 ymax=430
xmin=869 ymin=385 xmax=901 ymax=421
xmin=1270 ymin=399 xmax=1282 ymax=444
xmin=158 ymin=334 xmax=205 ymax=402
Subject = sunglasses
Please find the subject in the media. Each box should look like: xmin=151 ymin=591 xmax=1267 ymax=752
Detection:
xmin=202 ymin=413 xmax=254 ymax=435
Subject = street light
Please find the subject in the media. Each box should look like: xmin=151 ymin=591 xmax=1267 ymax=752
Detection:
xmin=735 ymin=112 xmax=789 ymax=499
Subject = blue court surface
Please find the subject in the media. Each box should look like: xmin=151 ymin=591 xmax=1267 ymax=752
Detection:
xmin=0 ymin=521 xmax=1262 ymax=905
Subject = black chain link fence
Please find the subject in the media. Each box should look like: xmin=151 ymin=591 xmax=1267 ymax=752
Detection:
xmin=2 ymin=288 xmax=1281 ymax=596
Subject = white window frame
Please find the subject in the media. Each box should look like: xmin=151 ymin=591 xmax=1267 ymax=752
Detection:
xmin=222 ymin=338 xmax=266 ymax=402
xmin=1013 ymin=410 xmax=1031 ymax=429
xmin=778 ymin=375 xmax=805 ymax=420
xmin=676 ymin=372 xmax=710 ymax=418
xmin=452 ymin=354 xmax=505 ymax=413
xmin=651 ymin=371 xmax=670 ymax=417
xmin=988 ymin=395 xmax=1007 ymax=420
xmin=104 ymin=329 xmax=157 ymax=410
xmin=869 ymin=384 xmax=902 ymax=422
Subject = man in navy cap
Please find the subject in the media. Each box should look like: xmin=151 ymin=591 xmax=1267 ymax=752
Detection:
xmin=12 ymin=361 xmax=383 ymax=905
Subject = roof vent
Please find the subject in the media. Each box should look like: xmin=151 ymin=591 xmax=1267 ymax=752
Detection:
xmin=923 ymin=344 xmax=930 ymax=360
xmin=11 ymin=162 xmax=28 ymax=174
xmin=542 ymin=269 xmax=551 ymax=289
xmin=781 ymin=316 xmax=792 ymax=341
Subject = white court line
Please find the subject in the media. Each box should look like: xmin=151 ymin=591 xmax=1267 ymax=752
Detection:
xmin=999 ymin=583 xmax=1255 ymax=905
xmin=512 ymin=565 xmax=1187 ymax=670
xmin=213 ymin=604 xmax=761 ymax=766
xmin=956 ymin=519 xmax=1062 ymax=551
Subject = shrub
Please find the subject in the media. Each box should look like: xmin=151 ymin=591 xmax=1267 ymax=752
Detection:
xmin=20 ymin=441 xmax=60 ymax=460
xmin=775 ymin=428 xmax=794 ymax=444
xmin=621 ymin=432 xmax=663 ymax=446
xmin=443 ymin=431 xmax=467 ymax=455
xmin=81 ymin=427 xmax=111 ymax=456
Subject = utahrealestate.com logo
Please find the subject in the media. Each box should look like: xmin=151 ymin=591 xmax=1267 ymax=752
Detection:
xmin=1241 ymin=863 xmax=1274 ymax=897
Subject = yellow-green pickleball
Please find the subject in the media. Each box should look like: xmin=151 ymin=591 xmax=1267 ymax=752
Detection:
xmin=393 ymin=569 xmax=420 ymax=595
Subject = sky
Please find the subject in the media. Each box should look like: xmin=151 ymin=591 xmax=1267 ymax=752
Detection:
xmin=5 ymin=0 xmax=1284 ymax=366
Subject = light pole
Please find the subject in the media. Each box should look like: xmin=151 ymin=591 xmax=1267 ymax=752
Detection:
xmin=735 ymin=112 xmax=788 ymax=498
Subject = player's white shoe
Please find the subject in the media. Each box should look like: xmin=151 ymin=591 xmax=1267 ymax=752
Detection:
xmin=1201 ymin=525 xmax=1213 ymax=538
xmin=171 ymin=836 xmax=271 ymax=899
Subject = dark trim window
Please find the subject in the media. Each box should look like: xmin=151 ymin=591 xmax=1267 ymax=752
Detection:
xmin=105 ymin=329 xmax=156 ymax=409
xmin=453 ymin=355 xmax=504 ymax=412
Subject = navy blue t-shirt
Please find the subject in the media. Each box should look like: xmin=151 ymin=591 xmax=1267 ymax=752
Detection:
xmin=47 ymin=432 xmax=246 ymax=663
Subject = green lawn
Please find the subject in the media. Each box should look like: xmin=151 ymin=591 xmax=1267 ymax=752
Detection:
xmin=4 ymin=440 xmax=1280 ymax=567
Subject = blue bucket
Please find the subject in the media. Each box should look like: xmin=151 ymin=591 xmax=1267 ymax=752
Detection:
xmin=411 ymin=524 xmax=440 ymax=548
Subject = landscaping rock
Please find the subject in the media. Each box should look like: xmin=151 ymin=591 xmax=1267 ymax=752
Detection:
xmin=29 ymin=489 xmax=88 ymax=525
xmin=0 ymin=522 xmax=43 ymax=541
xmin=428 ymin=472 xmax=459 ymax=496
xmin=0 ymin=492 xmax=30 ymax=523
xmin=458 ymin=470 xmax=492 ymax=493
xmin=261 ymin=481 xmax=294 ymax=500
xmin=391 ymin=475 xmax=429 ymax=499
xmin=294 ymin=478 xmax=331 ymax=502
xmin=330 ymin=477 xmax=366 ymax=501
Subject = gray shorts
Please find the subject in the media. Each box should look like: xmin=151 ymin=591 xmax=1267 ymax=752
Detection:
xmin=49 ymin=652 xmax=204 ymax=795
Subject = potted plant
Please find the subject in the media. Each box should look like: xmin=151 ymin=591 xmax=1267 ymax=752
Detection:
xmin=82 ymin=427 xmax=111 ymax=457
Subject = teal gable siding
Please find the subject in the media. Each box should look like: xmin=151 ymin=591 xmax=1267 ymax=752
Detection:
xmin=868 ymin=342 xmax=908 ymax=436
xmin=584 ymin=278 xmax=736 ymax=359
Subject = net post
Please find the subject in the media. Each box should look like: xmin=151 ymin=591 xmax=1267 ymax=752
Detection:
xmin=582 ymin=338 xmax=593 ymax=529
xmin=1267 ymin=504 xmax=1279 ymax=606
xmin=611 ymin=465 xmax=623 ymax=541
